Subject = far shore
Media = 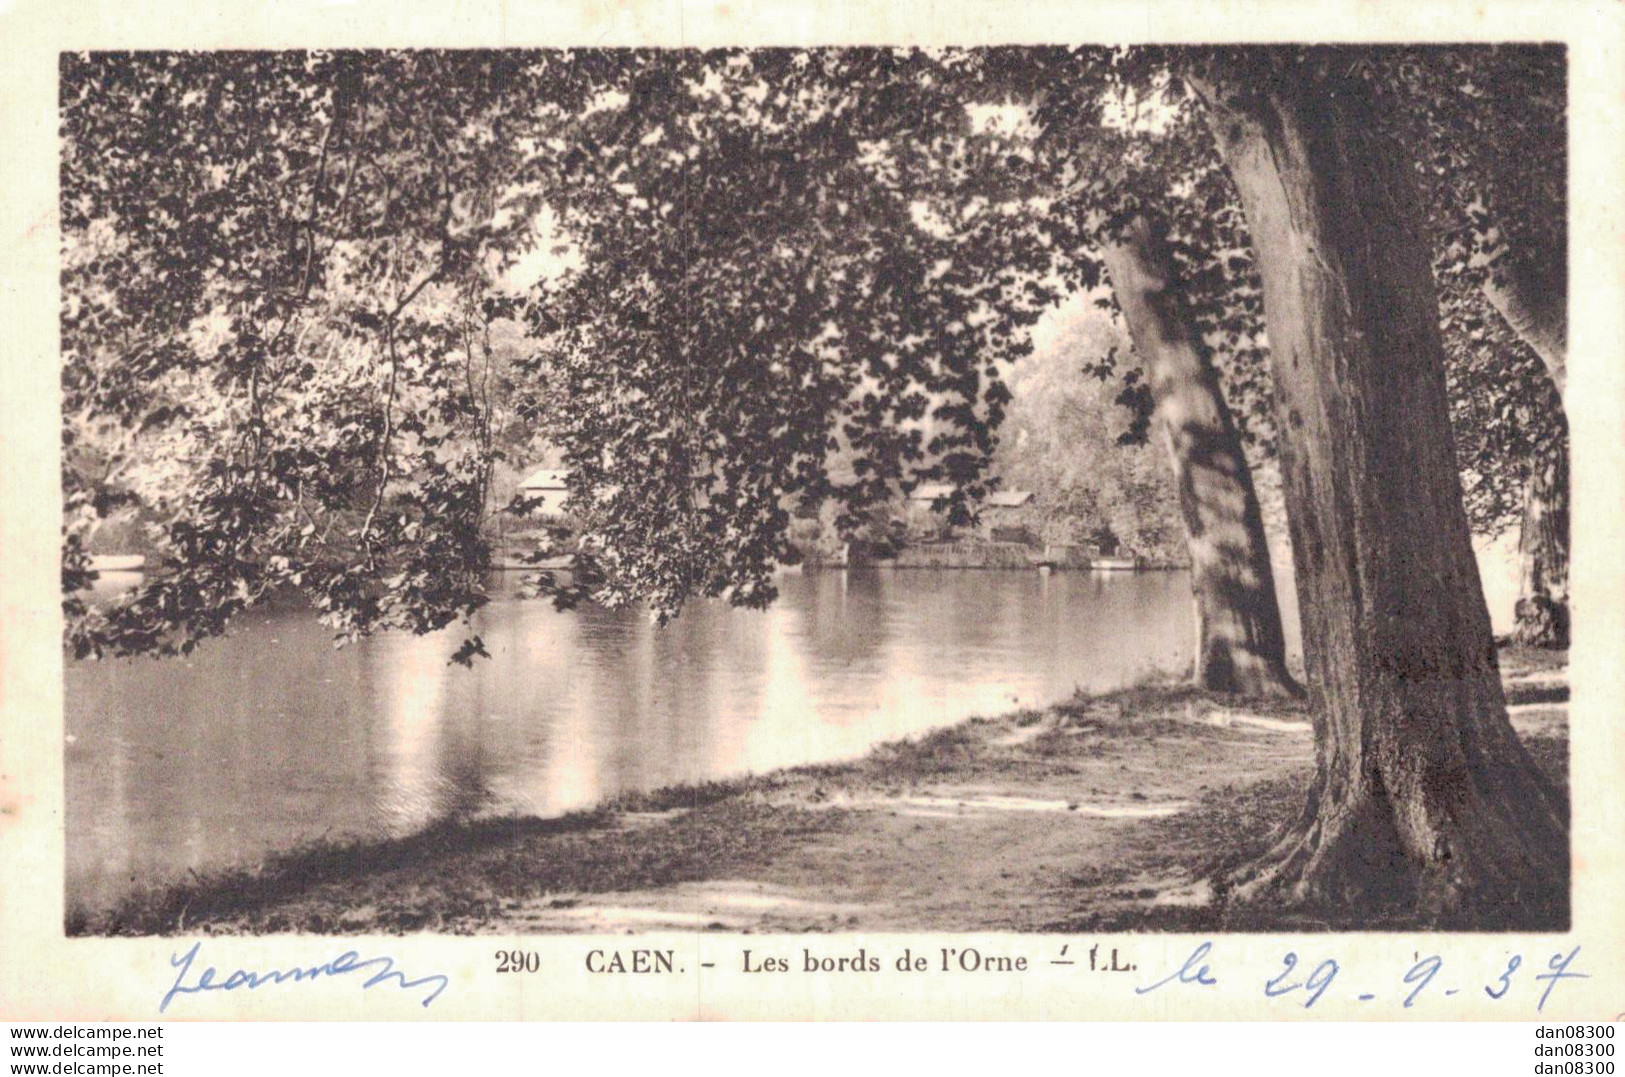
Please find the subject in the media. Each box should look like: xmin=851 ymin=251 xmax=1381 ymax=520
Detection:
xmin=73 ymin=646 xmax=1568 ymax=937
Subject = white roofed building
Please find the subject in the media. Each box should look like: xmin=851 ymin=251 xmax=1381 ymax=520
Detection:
xmin=904 ymin=484 xmax=1037 ymax=542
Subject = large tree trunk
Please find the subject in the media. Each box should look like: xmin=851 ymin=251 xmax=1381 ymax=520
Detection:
xmin=1101 ymin=216 xmax=1299 ymax=698
xmin=1513 ymin=438 xmax=1570 ymax=649
xmin=1190 ymin=65 xmax=1567 ymax=926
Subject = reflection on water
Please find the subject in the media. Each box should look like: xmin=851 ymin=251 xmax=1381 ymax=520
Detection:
xmin=66 ymin=528 xmax=1528 ymax=919
xmin=66 ymin=568 xmax=1199 ymax=915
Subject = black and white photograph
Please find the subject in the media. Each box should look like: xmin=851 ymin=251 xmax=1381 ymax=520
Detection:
xmin=52 ymin=41 xmax=1576 ymax=939
xmin=6 ymin=1 xmax=1625 ymax=1044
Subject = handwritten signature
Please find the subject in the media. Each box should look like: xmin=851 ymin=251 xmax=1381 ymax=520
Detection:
xmin=161 ymin=941 xmax=449 ymax=1014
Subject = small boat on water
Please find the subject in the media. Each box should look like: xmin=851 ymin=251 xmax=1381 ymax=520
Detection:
xmin=89 ymin=554 xmax=145 ymax=572
xmin=1090 ymin=556 xmax=1142 ymax=572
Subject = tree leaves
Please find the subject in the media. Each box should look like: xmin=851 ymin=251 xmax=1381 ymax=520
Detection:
xmin=61 ymin=47 xmax=1565 ymax=658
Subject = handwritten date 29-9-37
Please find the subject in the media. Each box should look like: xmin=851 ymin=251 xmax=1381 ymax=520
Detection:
xmin=1135 ymin=941 xmax=1588 ymax=1012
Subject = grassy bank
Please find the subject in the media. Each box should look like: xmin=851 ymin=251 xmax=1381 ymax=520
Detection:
xmin=75 ymin=648 xmax=1568 ymax=936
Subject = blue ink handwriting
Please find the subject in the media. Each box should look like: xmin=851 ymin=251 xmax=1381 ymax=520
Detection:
xmin=1535 ymin=946 xmax=1588 ymax=1013
xmin=161 ymin=942 xmax=449 ymax=1014
xmin=1134 ymin=941 xmax=1218 ymax=995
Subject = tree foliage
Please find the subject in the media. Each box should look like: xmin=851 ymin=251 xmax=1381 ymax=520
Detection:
xmin=65 ymin=51 xmax=614 ymax=655
xmin=523 ymin=50 xmax=1060 ymax=618
xmin=61 ymin=48 xmax=1078 ymax=650
xmin=61 ymin=45 xmax=1567 ymax=658
xmin=994 ymin=295 xmax=1184 ymax=559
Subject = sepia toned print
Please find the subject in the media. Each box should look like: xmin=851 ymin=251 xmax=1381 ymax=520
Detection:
xmin=51 ymin=43 xmax=1580 ymax=943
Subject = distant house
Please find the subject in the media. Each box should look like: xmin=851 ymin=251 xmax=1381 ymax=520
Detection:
xmin=905 ymin=484 xmax=1038 ymax=542
xmin=907 ymin=483 xmax=957 ymax=507
xmin=985 ymin=490 xmax=1034 ymax=511
xmin=517 ymin=467 xmax=571 ymax=517
xmin=982 ymin=490 xmax=1035 ymax=543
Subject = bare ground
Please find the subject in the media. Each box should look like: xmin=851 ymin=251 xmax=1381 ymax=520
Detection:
xmin=76 ymin=648 xmax=1568 ymax=936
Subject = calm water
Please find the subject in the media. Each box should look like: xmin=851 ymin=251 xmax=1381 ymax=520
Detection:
xmin=66 ymin=568 xmax=1206 ymax=916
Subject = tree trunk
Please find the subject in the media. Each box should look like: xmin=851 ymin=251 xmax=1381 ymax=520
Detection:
xmin=1101 ymin=216 xmax=1300 ymax=698
xmin=1190 ymin=66 xmax=1568 ymax=927
xmin=1480 ymin=235 xmax=1570 ymax=648
xmin=1481 ymin=241 xmax=1566 ymax=395
xmin=1513 ymin=439 xmax=1570 ymax=649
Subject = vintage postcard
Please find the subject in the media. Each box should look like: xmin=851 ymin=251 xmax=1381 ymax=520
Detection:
xmin=2 ymin=0 xmax=1623 ymax=1026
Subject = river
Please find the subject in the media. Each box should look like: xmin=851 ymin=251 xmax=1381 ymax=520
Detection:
xmin=66 ymin=567 xmax=1215 ymax=917
xmin=65 ymin=533 xmax=1526 ymax=920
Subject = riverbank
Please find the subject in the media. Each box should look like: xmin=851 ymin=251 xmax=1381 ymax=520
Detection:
xmin=795 ymin=547 xmax=1187 ymax=571
xmin=76 ymin=647 xmax=1568 ymax=936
